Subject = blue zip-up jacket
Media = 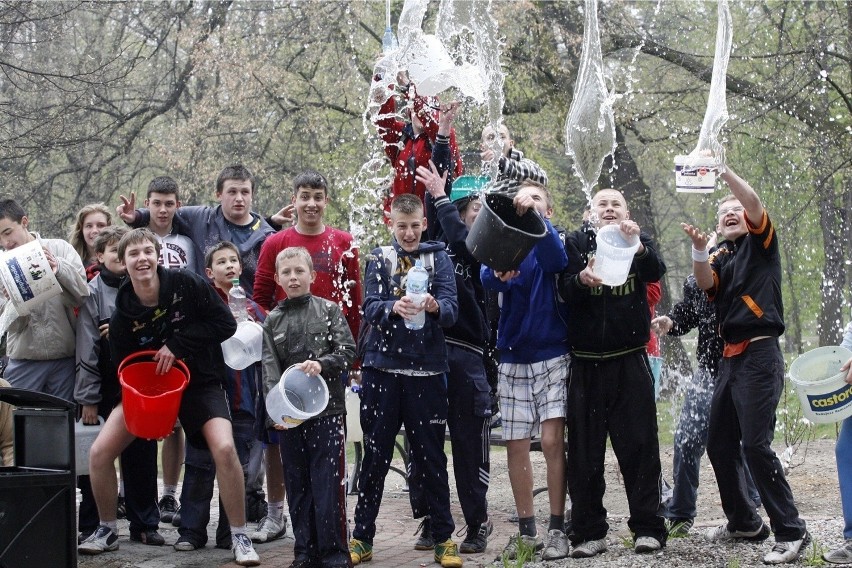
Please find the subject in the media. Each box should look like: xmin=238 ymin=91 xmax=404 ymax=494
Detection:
xmin=361 ymin=240 xmax=458 ymax=373
xmin=480 ymin=219 xmax=569 ymax=364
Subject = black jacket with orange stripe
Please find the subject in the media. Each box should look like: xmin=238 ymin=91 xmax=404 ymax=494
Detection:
xmin=708 ymin=210 xmax=785 ymax=344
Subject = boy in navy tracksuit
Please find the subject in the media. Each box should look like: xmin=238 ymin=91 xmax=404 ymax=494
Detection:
xmin=558 ymin=188 xmax=667 ymax=558
xmin=261 ymin=246 xmax=355 ymax=568
xmin=480 ymin=181 xmax=571 ymax=561
xmin=75 ymin=226 xmax=162 ymax=546
xmin=411 ymin=132 xmax=493 ymax=553
xmin=350 ymin=193 xmax=461 ymax=567
xmin=173 ymin=242 xmax=269 ymax=551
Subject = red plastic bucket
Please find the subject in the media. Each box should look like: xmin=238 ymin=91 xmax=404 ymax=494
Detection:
xmin=118 ymin=351 xmax=189 ymax=439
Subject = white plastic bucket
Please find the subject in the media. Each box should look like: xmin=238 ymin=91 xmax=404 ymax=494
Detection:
xmin=594 ymin=224 xmax=640 ymax=287
xmin=75 ymin=417 xmax=104 ymax=475
xmin=265 ymin=365 xmax=330 ymax=429
xmin=407 ymin=35 xmax=485 ymax=101
xmin=221 ymin=320 xmax=263 ymax=370
xmin=649 ymin=356 xmax=663 ymax=401
xmin=0 ymin=239 xmax=63 ymax=317
xmin=345 ymin=387 xmax=362 ymax=443
xmin=674 ymin=155 xmax=717 ymax=193
xmin=789 ymin=346 xmax=852 ymax=424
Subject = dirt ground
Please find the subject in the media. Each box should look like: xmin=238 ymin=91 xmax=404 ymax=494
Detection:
xmin=76 ymin=437 xmax=845 ymax=567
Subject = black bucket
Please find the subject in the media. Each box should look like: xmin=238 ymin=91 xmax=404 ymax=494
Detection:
xmin=465 ymin=193 xmax=547 ymax=272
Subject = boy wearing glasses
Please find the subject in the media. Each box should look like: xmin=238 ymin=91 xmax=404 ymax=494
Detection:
xmin=682 ymin=167 xmax=809 ymax=565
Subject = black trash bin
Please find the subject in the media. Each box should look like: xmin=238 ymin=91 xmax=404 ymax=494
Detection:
xmin=0 ymin=388 xmax=76 ymax=568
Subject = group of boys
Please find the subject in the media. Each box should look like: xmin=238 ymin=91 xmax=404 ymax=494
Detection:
xmin=0 ymin=102 xmax=814 ymax=567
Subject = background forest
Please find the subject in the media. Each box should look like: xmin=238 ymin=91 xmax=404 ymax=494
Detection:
xmin=0 ymin=0 xmax=848 ymax=375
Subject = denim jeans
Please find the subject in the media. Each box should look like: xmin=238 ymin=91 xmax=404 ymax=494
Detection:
xmin=836 ymin=416 xmax=852 ymax=539
xmin=667 ymin=366 xmax=761 ymax=521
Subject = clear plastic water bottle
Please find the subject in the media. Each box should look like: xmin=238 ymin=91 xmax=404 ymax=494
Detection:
xmin=382 ymin=25 xmax=398 ymax=53
xmin=228 ymin=278 xmax=248 ymax=322
xmin=404 ymin=260 xmax=428 ymax=330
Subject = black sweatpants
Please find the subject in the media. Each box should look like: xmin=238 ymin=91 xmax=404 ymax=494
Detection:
xmin=566 ymin=351 xmax=666 ymax=544
xmin=707 ymin=339 xmax=806 ymax=542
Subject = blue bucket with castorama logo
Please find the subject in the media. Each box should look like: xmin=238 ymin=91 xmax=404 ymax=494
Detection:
xmin=789 ymin=346 xmax=852 ymax=424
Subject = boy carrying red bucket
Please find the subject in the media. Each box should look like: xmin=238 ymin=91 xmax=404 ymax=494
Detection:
xmin=78 ymin=228 xmax=261 ymax=566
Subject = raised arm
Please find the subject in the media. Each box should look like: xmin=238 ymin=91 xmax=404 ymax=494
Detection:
xmin=719 ymin=167 xmax=764 ymax=225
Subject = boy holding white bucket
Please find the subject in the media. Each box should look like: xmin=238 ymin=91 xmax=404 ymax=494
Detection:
xmin=80 ymin=228 xmax=261 ymax=566
xmin=0 ymin=198 xmax=90 ymax=401
xmin=683 ymin=166 xmax=809 ymax=564
xmin=479 ymin=180 xmax=571 ymax=561
xmin=260 ymin=246 xmax=354 ymax=568
xmin=74 ymin=226 xmax=163 ymax=547
xmin=558 ymin=188 xmax=667 ymax=558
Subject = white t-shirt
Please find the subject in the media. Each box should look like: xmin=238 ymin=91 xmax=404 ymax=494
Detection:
xmin=157 ymin=232 xmax=196 ymax=271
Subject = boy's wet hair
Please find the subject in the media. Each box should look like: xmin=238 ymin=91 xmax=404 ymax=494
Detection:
xmin=93 ymin=226 xmax=129 ymax=255
xmin=717 ymin=193 xmax=737 ymax=208
xmin=520 ymin=179 xmax=553 ymax=209
xmin=216 ymin=164 xmax=256 ymax=195
xmin=205 ymin=240 xmax=242 ymax=270
xmin=292 ymin=170 xmax=328 ymax=195
xmin=117 ymin=227 xmax=161 ymax=261
xmin=0 ymin=199 xmax=26 ymax=223
xmin=275 ymin=246 xmax=314 ymax=272
xmin=390 ymin=193 xmax=423 ymax=216
xmin=148 ymin=176 xmax=180 ymax=199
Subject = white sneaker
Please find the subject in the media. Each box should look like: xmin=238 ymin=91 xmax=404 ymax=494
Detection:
xmin=635 ymin=536 xmax=662 ymax=553
xmin=541 ymin=529 xmax=569 ymax=560
xmin=250 ymin=514 xmax=287 ymax=543
xmin=232 ymin=533 xmax=261 ymax=567
xmin=705 ymin=522 xmax=769 ymax=542
xmin=78 ymin=525 xmax=119 ymax=555
xmin=824 ymin=539 xmax=852 ymax=564
xmin=763 ymin=532 xmax=811 ymax=564
xmin=570 ymin=537 xmax=607 ymax=559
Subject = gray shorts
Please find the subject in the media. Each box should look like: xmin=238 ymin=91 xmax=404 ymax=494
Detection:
xmin=497 ymin=354 xmax=569 ymax=441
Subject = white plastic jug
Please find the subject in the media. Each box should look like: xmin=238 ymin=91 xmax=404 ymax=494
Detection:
xmin=265 ymin=365 xmax=330 ymax=429
xmin=221 ymin=320 xmax=263 ymax=370
xmin=594 ymin=224 xmax=640 ymax=287
xmin=75 ymin=416 xmax=104 ymax=475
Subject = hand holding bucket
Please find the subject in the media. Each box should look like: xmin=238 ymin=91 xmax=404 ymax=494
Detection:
xmin=593 ymin=224 xmax=641 ymax=287
xmin=118 ymin=350 xmax=189 ymax=440
xmin=789 ymin=346 xmax=852 ymax=424
xmin=265 ymin=364 xmax=330 ymax=429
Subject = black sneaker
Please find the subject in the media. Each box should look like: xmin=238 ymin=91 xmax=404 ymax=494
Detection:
xmin=78 ymin=528 xmax=95 ymax=545
xmin=130 ymin=529 xmax=165 ymax=546
xmin=246 ymin=492 xmax=268 ymax=523
xmin=158 ymin=495 xmax=179 ymax=523
xmin=414 ymin=516 xmax=435 ymax=550
xmin=667 ymin=518 xmax=694 ymax=538
xmin=171 ymin=509 xmax=182 ymax=527
xmin=460 ymin=517 xmax=494 ymax=553
xmin=116 ymin=495 xmax=126 ymax=519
